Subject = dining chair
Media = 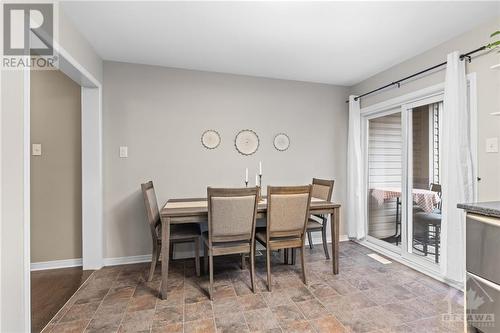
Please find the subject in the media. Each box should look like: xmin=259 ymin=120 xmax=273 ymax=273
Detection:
xmin=256 ymin=185 xmax=312 ymax=291
xmin=141 ymin=181 xmax=201 ymax=282
xmin=204 ymin=187 xmax=259 ymax=300
xmin=306 ymin=178 xmax=335 ymax=259
xmin=412 ymin=182 xmax=442 ymax=263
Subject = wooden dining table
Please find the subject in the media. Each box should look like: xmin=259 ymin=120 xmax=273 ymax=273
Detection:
xmin=159 ymin=196 xmax=341 ymax=299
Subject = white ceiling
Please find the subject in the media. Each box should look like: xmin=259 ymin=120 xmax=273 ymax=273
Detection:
xmin=61 ymin=1 xmax=499 ymax=86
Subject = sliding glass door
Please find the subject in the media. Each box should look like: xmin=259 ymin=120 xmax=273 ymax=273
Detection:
xmin=407 ymin=99 xmax=443 ymax=266
xmin=366 ymin=110 xmax=403 ymax=253
xmin=364 ymin=96 xmax=443 ymax=270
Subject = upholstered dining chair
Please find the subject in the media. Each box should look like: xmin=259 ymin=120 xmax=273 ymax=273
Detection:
xmin=141 ymin=181 xmax=201 ymax=282
xmin=256 ymin=185 xmax=312 ymax=291
xmin=204 ymin=187 xmax=259 ymax=300
xmin=306 ymin=178 xmax=334 ymax=259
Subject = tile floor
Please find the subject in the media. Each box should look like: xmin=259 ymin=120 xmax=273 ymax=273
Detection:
xmin=42 ymin=242 xmax=464 ymax=333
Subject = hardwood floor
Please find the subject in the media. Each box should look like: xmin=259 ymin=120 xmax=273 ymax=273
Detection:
xmin=31 ymin=266 xmax=94 ymax=333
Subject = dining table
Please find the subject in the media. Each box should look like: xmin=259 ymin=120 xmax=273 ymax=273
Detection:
xmin=159 ymin=196 xmax=341 ymax=299
xmin=370 ymin=187 xmax=441 ymax=244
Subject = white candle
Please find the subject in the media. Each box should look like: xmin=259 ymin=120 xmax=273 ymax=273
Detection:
xmin=245 ymin=168 xmax=248 ymax=182
xmin=259 ymin=161 xmax=262 ymax=175
xmin=256 ymin=174 xmax=259 ymax=186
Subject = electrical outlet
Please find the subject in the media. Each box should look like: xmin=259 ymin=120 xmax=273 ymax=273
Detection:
xmin=119 ymin=146 xmax=128 ymax=158
xmin=32 ymin=143 xmax=42 ymax=156
xmin=486 ymin=137 xmax=498 ymax=153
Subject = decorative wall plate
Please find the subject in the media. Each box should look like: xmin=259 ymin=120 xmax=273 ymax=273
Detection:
xmin=201 ymin=130 xmax=221 ymax=149
xmin=235 ymin=129 xmax=259 ymax=155
xmin=273 ymin=133 xmax=290 ymax=151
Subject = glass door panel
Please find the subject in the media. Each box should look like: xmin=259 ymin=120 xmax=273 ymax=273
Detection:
xmin=409 ymin=102 xmax=443 ymax=264
xmin=367 ymin=111 xmax=403 ymax=251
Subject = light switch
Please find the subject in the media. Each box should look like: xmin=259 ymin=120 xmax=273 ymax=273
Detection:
xmin=486 ymin=137 xmax=499 ymax=153
xmin=119 ymin=146 xmax=128 ymax=158
xmin=32 ymin=143 xmax=42 ymax=156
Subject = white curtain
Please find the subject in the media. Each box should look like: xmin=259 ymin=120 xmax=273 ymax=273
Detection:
xmin=441 ymin=51 xmax=474 ymax=284
xmin=347 ymin=95 xmax=365 ymax=239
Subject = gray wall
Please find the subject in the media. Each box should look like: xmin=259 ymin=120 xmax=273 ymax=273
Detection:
xmin=103 ymin=61 xmax=349 ymax=259
xmin=351 ymin=17 xmax=500 ymax=201
xmin=30 ymin=70 xmax=82 ymax=263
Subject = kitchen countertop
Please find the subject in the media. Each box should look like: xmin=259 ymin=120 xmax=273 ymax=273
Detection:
xmin=457 ymin=201 xmax=500 ymax=218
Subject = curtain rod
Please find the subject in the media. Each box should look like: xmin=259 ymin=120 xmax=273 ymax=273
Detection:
xmin=346 ymin=45 xmax=487 ymax=103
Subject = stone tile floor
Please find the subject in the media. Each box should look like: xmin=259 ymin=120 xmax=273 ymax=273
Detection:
xmin=42 ymin=241 xmax=464 ymax=333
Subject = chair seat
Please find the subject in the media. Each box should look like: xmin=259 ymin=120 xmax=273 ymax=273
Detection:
xmin=255 ymin=231 xmax=302 ymax=249
xmin=307 ymin=218 xmax=323 ymax=231
xmin=201 ymin=232 xmax=251 ymax=256
xmin=414 ymin=212 xmax=442 ymax=226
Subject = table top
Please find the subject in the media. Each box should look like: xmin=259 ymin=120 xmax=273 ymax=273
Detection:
xmin=161 ymin=196 xmax=340 ymax=217
xmin=371 ymin=187 xmax=437 ymax=195
xmin=371 ymin=187 xmax=440 ymax=213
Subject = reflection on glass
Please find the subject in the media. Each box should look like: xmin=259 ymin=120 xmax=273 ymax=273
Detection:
xmin=367 ymin=112 xmax=403 ymax=248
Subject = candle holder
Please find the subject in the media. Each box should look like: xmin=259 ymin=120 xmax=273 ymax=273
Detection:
xmin=259 ymin=174 xmax=263 ymax=198
xmin=245 ymin=180 xmax=248 ymax=188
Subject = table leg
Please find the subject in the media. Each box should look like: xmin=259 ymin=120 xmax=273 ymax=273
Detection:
xmin=161 ymin=217 xmax=171 ymax=300
xmin=331 ymin=207 xmax=339 ymax=275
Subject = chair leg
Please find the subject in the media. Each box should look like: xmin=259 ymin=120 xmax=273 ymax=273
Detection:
xmin=148 ymin=244 xmax=158 ymax=282
xmin=266 ymin=246 xmax=272 ymax=292
xmin=209 ymin=251 xmax=214 ymax=300
xmin=169 ymin=243 xmax=174 ymax=261
xmin=300 ymin=247 xmax=307 ymax=286
xmin=435 ymin=225 xmax=440 ymax=264
xmin=241 ymin=253 xmax=246 ymax=270
xmin=284 ymin=247 xmax=288 ymax=264
xmin=307 ymin=231 xmax=313 ymax=249
xmin=321 ymin=225 xmax=330 ymax=260
xmin=204 ymin=244 xmax=209 ymax=274
xmin=250 ymin=243 xmax=256 ymax=293
xmin=194 ymin=238 xmax=200 ymax=277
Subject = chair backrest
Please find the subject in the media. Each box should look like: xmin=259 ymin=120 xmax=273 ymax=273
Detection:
xmin=311 ymin=178 xmax=335 ymax=201
xmin=141 ymin=181 xmax=160 ymax=240
xmin=207 ymin=187 xmax=259 ymax=244
xmin=266 ymin=185 xmax=312 ymax=239
xmin=429 ymin=183 xmax=442 ymax=196
xmin=429 ymin=183 xmax=442 ymax=210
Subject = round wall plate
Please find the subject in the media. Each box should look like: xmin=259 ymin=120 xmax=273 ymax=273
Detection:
xmin=273 ymin=133 xmax=290 ymax=151
xmin=201 ymin=130 xmax=221 ymax=149
xmin=235 ymin=129 xmax=259 ymax=155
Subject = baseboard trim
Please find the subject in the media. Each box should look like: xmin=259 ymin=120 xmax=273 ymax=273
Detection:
xmin=101 ymin=235 xmax=350 ymax=265
xmin=30 ymin=258 xmax=83 ymax=271
xmin=31 ymin=235 xmax=350 ymax=271
xmin=103 ymin=254 xmax=152 ymax=266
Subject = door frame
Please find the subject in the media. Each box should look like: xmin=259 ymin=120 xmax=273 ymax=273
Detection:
xmin=402 ymin=94 xmax=444 ymax=272
xmin=22 ymin=39 xmax=103 ymax=328
xmin=359 ymin=74 xmax=477 ymax=282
